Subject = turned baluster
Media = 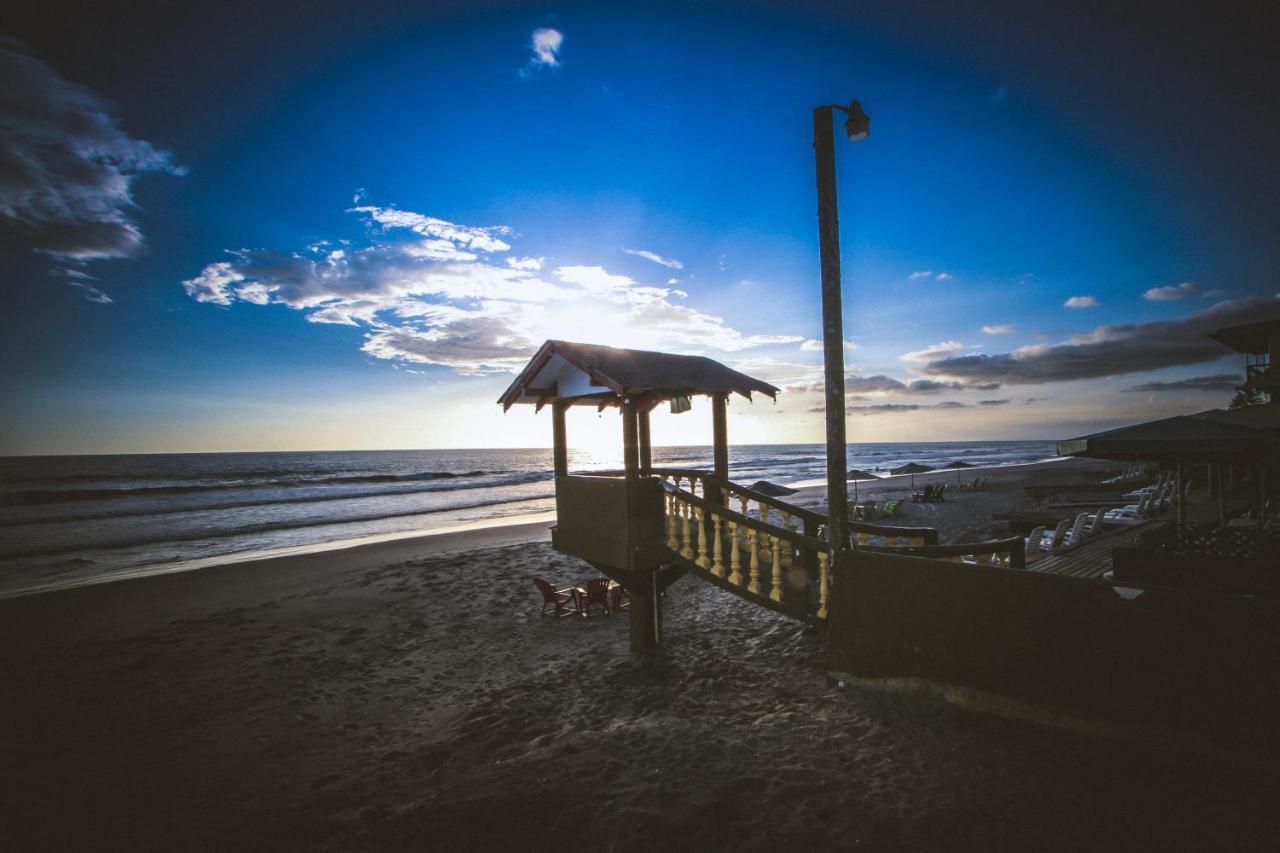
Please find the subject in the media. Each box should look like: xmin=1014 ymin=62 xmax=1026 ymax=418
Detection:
xmin=909 ymin=536 xmax=923 ymax=547
xmin=780 ymin=513 xmax=793 ymax=567
xmin=727 ymin=521 xmax=743 ymax=585
xmin=769 ymin=535 xmax=784 ymax=602
xmin=739 ymin=494 xmax=750 ymax=517
xmin=857 ymin=532 xmax=869 ymax=546
xmin=680 ymin=501 xmax=695 ymax=559
xmin=884 ymin=535 xmax=899 ymax=548
xmin=747 ymin=528 xmax=761 ymax=594
xmin=695 ymin=507 xmax=710 ymax=569
xmin=711 ymin=514 xmax=725 ymax=577
xmin=666 ymin=494 xmax=679 ymax=549
xmin=817 ymin=551 xmax=830 ymax=619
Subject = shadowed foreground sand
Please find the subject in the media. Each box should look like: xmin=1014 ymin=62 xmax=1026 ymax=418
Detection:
xmin=1 ymin=520 xmax=1275 ymax=850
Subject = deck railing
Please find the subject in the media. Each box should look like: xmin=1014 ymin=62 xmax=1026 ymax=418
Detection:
xmin=579 ymin=467 xmax=1018 ymax=599
xmin=665 ymin=483 xmax=832 ymax=619
xmin=859 ymin=536 xmax=1027 ymax=569
xmin=848 ymin=520 xmax=939 ymax=548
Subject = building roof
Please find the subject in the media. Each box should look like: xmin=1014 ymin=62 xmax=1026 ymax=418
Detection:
xmin=1057 ymin=413 xmax=1280 ymax=463
xmin=498 ymin=340 xmax=781 ymax=411
xmin=1208 ymin=317 xmax=1280 ymax=355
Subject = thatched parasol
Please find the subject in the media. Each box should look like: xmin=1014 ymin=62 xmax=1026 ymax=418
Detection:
xmin=889 ymin=462 xmax=933 ymax=488
xmin=749 ymin=480 xmax=798 ymax=498
xmin=847 ymin=468 xmax=879 ymax=502
xmin=942 ymin=459 xmax=976 ymax=483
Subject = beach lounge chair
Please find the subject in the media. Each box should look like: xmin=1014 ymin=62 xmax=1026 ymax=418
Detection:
xmin=1040 ymin=519 xmax=1070 ymax=551
xmin=1077 ymin=506 xmax=1110 ymax=539
xmin=934 ymin=484 xmax=948 ymax=501
xmin=1104 ymin=491 xmax=1155 ymax=526
xmin=1024 ymin=525 xmax=1045 ymax=552
xmin=1062 ymin=512 xmax=1092 ymax=547
xmin=533 ymin=578 xmax=583 ymax=618
xmin=911 ymin=485 xmax=934 ymax=503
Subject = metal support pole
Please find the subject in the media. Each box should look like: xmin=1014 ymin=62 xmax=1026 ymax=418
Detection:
xmin=814 ymin=105 xmax=849 ymax=553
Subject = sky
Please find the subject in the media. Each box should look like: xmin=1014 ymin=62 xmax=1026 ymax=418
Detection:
xmin=2 ymin=1 xmax=1279 ymax=455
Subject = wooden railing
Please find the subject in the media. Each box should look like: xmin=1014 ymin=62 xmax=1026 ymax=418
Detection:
xmin=859 ymin=536 xmax=1027 ymax=569
xmin=848 ymin=520 xmax=939 ymax=548
xmin=664 ymin=483 xmax=832 ymax=620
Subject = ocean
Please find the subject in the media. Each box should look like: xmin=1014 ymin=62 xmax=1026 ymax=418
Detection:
xmin=0 ymin=441 xmax=1056 ymax=598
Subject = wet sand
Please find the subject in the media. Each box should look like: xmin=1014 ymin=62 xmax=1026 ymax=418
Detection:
xmin=1 ymin=465 xmax=1274 ymax=850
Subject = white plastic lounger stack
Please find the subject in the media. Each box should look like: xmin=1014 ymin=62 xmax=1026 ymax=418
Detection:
xmin=1040 ymin=518 xmax=1071 ymax=551
xmin=1104 ymin=491 xmax=1155 ymax=526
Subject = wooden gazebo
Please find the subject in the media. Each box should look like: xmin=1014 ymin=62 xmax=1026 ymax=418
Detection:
xmin=499 ymin=340 xmax=779 ymax=648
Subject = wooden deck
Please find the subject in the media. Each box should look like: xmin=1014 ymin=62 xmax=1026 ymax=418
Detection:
xmin=1026 ymin=496 xmax=1252 ymax=580
xmin=1027 ymin=521 xmax=1163 ymax=578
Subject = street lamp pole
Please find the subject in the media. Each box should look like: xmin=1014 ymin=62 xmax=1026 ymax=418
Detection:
xmin=813 ymin=99 xmax=869 ymax=555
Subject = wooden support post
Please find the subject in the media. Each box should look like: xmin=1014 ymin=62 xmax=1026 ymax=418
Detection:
xmin=712 ymin=392 xmax=729 ymax=503
xmin=638 ymin=407 xmax=652 ymax=475
xmin=1261 ymin=465 xmax=1267 ymax=530
xmin=628 ymin=574 xmax=659 ymax=651
xmin=622 ymin=399 xmax=640 ymax=480
xmin=1217 ymin=464 xmax=1225 ymax=525
xmin=1176 ymin=460 xmax=1185 ymax=530
xmin=551 ymin=402 xmax=568 ymax=477
xmin=622 ymin=397 xmax=659 ymax=651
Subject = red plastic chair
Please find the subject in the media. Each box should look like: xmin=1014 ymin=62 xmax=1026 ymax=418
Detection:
xmin=533 ymin=578 xmax=583 ymax=618
xmin=581 ymin=578 xmax=613 ymax=617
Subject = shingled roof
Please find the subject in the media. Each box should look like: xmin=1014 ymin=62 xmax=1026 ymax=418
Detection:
xmin=498 ymin=340 xmax=780 ymax=411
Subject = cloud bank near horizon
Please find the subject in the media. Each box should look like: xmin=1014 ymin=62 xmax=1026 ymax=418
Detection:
xmin=918 ymin=298 xmax=1279 ymax=386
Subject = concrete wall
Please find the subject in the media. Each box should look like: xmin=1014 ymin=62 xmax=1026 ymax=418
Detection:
xmin=825 ymin=550 xmax=1279 ymax=744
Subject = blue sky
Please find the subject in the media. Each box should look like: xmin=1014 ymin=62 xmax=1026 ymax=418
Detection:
xmin=3 ymin=2 xmax=1278 ymax=453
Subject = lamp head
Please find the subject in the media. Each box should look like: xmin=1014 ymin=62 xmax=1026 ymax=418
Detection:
xmin=842 ymin=99 xmax=870 ymax=142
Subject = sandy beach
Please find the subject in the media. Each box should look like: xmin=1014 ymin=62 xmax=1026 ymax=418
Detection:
xmin=1 ymin=461 xmax=1274 ymax=851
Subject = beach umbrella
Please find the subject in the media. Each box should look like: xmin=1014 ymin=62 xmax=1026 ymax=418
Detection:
xmin=846 ymin=468 xmax=878 ymax=502
xmin=889 ymin=462 xmax=933 ymax=488
xmin=943 ymin=459 xmax=975 ymax=483
xmin=749 ymin=480 xmax=798 ymax=498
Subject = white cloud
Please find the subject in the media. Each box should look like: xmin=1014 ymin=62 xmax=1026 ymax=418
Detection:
xmin=1064 ymin=295 xmax=1099 ymax=308
xmin=935 ymin=272 xmax=954 ymax=281
xmin=1143 ymin=281 xmax=1198 ymax=301
xmin=183 ymin=202 xmax=799 ymax=374
xmin=68 ymin=281 xmax=113 ymax=303
xmin=909 ymin=271 xmax=933 ymax=280
xmin=900 ymin=340 xmax=965 ymax=363
xmin=981 ymin=324 xmax=1014 ymax=335
xmin=0 ymin=40 xmax=184 ymax=290
xmin=623 ymin=248 xmax=683 ymax=269
xmin=529 ymin=28 xmax=563 ymax=67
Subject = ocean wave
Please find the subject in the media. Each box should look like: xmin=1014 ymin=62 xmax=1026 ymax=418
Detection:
xmin=1 ymin=469 xmax=503 ymax=506
xmin=0 ymin=494 xmax=551 ymax=560
xmin=0 ymin=472 xmax=553 ymax=527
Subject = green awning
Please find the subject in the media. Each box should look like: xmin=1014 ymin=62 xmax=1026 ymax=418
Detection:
xmin=1057 ymin=414 xmax=1280 ymax=463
